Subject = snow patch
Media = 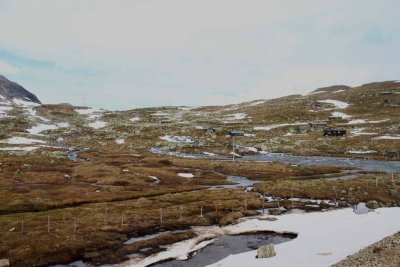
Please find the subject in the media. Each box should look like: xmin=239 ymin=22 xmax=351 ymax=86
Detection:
xmin=88 ymin=121 xmax=107 ymax=129
xmin=347 ymin=150 xmax=377 ymax=154
xmin=160 ymin=135 xmax=194 ymax=143
xmin=254 ymin=122 xmax=307 ymax=131
xmin=115 ymin=139 xmax=125 ymax=144
xmin=0 ymin=137 xmax=46 ymax=145
xmin=318 ymin=99 xmax=349 ymax=109
xmin=178 ymin=173 xmax=194 ymax=178
xmin=373 ymin=135 xmax=400 ymax=140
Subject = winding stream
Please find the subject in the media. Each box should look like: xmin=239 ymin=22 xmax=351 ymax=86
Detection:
xmin=151 ymin=148 xmax=400 ymax=173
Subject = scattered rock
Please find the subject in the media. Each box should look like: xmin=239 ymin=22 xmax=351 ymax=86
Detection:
xmin=366 ymin=200 xmax=380 ymax=209
xmin=257 ymin=244 xmax=276 ymax=258
xmin=338 ymin=200 xmax=348 ymax=207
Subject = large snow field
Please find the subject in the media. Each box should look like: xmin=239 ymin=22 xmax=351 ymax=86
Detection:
xmin=121 ymin=207 xmax=400 ymax=267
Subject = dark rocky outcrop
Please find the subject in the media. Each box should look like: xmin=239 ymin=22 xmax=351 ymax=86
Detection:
xmin=0 ymin=74 xmax=41 ymax=104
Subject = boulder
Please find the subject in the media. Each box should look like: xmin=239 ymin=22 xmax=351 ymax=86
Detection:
xmin=366 ymin=200 xmax=380 ymax=209
xmin=257 ymin=244 xmax=276 ymax=258
xmin=0 ymin=259 xmax=10 ymax=267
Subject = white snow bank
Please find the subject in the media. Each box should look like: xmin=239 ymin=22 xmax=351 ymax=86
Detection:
xmin=178 ymin=173 xmax=194 ymax=178
xmin=123 ymin=208 xmax=400 ymax=267
xmin=318 ymin=99 xmax=349 ymax=109
xmin=115 ymin=139 xmax=125 ymax=144
xmin=0 ymin=137 xmax=46 ymax=145
xmin=254 ymin=122 xmax=307 ymax=131
xmin=160 ymin=135 xmax=194 ymax=143
xmin=373 ymin=135 xmax=400 ymax=140
xmin=203 ymin=152 xmax=216 ymax=156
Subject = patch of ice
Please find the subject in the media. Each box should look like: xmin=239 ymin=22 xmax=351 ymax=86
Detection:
xmin=178 ymin=173 xmax=194 ymax=178
xmin=318 ymin=99 xmax=349 ymax=109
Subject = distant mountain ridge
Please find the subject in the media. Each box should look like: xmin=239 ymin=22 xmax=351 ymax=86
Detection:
xmin=0 ymin=74 xmax=41 ymax=104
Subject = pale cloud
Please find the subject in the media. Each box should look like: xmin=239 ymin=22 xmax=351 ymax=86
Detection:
xmin=0 ymin=60 xmax=20 ymax=75
xmin=0 ymin=0 xmax=399 ymax=109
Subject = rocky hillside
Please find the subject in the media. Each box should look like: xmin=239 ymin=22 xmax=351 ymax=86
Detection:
xmin=0 ymin=77 xmax=399 ymax=160
xmin=0 ymin=75 xmax=41 ymax=104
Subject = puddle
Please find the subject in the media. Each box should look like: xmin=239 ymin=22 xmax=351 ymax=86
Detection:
xmin=152 ymin=232 xmax=295 ymax=267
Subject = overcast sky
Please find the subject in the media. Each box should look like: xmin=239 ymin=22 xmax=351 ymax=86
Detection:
xmin=0 ymin=0 xmax=399 ymax=110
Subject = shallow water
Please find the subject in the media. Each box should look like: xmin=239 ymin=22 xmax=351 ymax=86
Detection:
xmin=208 ymin=175 xmax=262 ymax=190
xmin=152 ymin=232 xmax=293 ymax=267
